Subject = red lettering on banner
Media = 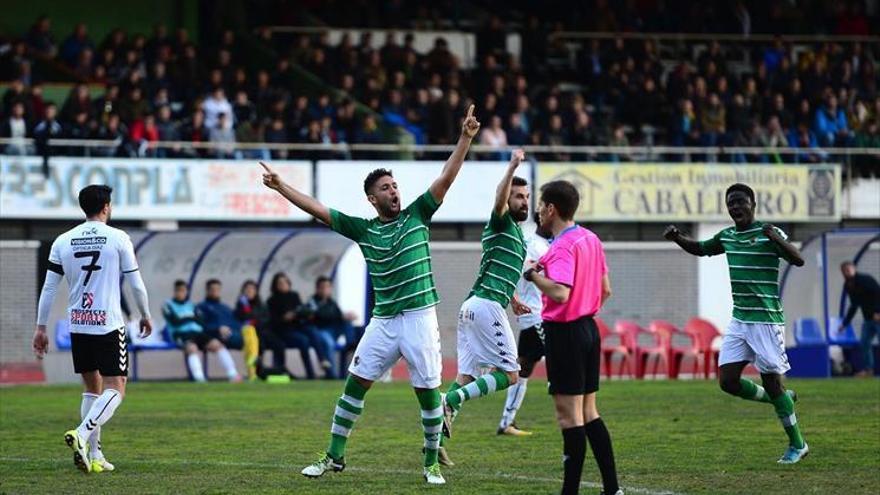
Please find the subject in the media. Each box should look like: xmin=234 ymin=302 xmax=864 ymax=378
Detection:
xmin=224 ymin=193 xmax=291 ymax=217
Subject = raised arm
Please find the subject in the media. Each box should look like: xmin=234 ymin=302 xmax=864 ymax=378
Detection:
xmin=429 ymin=104 xmax=481 ymax=204
xmin=663 ymin=225 xmax=709 ymax=257
xmin=763 ymin=223 xmax=805 ymax=267
xmin=493 ymin=149 xmax=525 ymax=216
xmin=261 ymin=161 xmax=331 ymax=225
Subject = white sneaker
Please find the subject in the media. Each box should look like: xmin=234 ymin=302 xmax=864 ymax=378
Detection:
xmin=301 ymin=452 xmax=345 ymax=478
xmin=423 ymin=463 xmax=446 ymax=485
xmin=90 ymin=457 xmax=115 ymax=472
xmin=777 ymin=443 xmax=809 ymax=464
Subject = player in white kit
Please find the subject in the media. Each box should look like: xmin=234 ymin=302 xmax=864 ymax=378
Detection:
xmin=32 ymin=185 xmax=153 ymax=474
xmin=497 ymin=212 xmax=551 ymax=436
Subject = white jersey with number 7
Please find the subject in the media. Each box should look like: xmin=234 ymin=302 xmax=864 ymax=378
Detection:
xmin=48 ymin=220 xmax=139 ymax=335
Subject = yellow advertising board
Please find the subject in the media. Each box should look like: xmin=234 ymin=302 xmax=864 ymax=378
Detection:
xmin=536 ymin=163 xmax=841 ymax=222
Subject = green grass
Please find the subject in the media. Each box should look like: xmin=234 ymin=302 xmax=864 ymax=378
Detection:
xmin=1 ymin=379 xmax=878 ymax=494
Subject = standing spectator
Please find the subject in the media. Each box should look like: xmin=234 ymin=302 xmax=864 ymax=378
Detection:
xmin=60 ymin=23 xmax=94 ymax=68
xmin=479 ymin=115 xmax=508 ymax=160
xmin=838 ymin=262 xmax=880 ymax=377
xmin=525 ymin=181 xmax=619 ymax=495
xmin=65 ymin=111 xmax=93 ymax=156
xmin=814 ymin=94 xmax=851 ymax=147
xmin=33 ymin=103 xmax=63 ymax=171
xmin=201 ymin=87 xmax=233 ymax=130
xmin=0 ymin=102 xmax=31 ymax=155
xmin=163 ymin=280 xmax=241 ymax=383
xmin=26 ymin=15 xmax=56 ymax=58
xmin=266 ymin=273 xmax=320 ymax=379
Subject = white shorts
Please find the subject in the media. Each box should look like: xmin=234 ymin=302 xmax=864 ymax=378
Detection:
xmin=719 ymin=320 xmax=791 ymax=375
xmin=349 ymin=306 xmax=442 ymax=389
xmin=456 ymin=296 xmax=520 ymax=377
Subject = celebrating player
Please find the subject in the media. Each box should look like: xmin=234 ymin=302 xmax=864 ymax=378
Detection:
xmin=664 ymin=182 xmax=808 ymax=464
xmin=261 ymin=105 xmax=480 ymax=485
xmin=32 ymin=185 xmax=153 ymax=474
xmin=441 ymin=149 xmax=528 ymax=448
xmin=496 ymin=211 xmax=552 ymax=436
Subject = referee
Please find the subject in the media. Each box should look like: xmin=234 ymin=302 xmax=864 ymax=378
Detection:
xmin=524 ymin=180 xmax=621 ymax=495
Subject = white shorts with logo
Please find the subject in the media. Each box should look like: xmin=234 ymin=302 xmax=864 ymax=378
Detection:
xmin=719 ymin=319 xmax=791 ymax=374
xmin=349 ymin=306 xmax=442 ymax=389
xmin=456 ymin=295 xmax=520 ymax=377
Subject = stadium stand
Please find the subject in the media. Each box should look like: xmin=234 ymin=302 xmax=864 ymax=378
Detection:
xmin=0 ymin=2 xmax=877 ymax=174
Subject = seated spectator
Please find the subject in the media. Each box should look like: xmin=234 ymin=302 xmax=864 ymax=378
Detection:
xmin=60 ymin=23 xmax=94 ymax=68
xmin=95 ymin=113 xmax=130 ymax=157
xmin=763 ymin=116 xmax=789 ymax=163
xmin=263 ymin=117 xmax=290 ymax=160
xmin=178 ymin=110 xmax=209 ymax=158
xmin=302 ymin=276 xmax=358 ymax=376
xmin=65 ymin=111 xmax=92 ymax=156
xmin=33 ymin=103 xmax=63 ymax=161
xmin=700 ymin=93 xmax=727 ymax=147
xmin=0 ymin=102 xmax=31 ymax=155
xmin=155 ymin=105 xmax=179 ymax=157
xmin=202 ymin=87 xmax=233 ymax=130
xmin=669 ymin=99 xmax=700 ymax=148
xmin=788 ymin=124 xmax=826 ymax=163
xmin=209 ymin=112 xmax=236 ymax=158
xmin=130 ymin=114 xmax=160 ymax=157
xmin=266 ymin=272 xmax=334 ymax=379
xmin=117 ymin=87 xmax=149 ymax=125
xmin=507 ymin=113 xmax=529 ymax=146
xmin=814 ymin=94 xmax=851 ymax=147
xmin=607 ymin=123 xmax=631 ymax=162
xmin=234 ymin=280 xmax=276 ymax=380
xmin=163 ymin=280 xmax=241 ymax=382
xmin=197 ymin=279 xmax=244 ymax=349
xmin=541 ymin=114 xmax=570 ymax=161
xmin=479 ymin=115 xmax=508 ymax=160
xmin=569 ymin=110 xmax=598 ymax=160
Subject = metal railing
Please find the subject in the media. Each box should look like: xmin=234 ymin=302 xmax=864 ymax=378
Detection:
xmin=0 ymin=137 xmax=877 ymax=157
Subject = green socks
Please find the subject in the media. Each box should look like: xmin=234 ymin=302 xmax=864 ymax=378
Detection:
xmin=416 ymin=388 xmax=443 ymax=467
xmin=737 ymin=378 xmax=772 ymax=403
xmin=445 ymin=371 xmax=511 ymax=411
xmin=327 ymin=376 xmax=368 ymax=460
xmin=771 ymin=392 xmax=805 ymax=449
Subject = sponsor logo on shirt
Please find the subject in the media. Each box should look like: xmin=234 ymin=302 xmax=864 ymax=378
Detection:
xmin=71 ymin=237 xmax=107 ymax=246
xmin=70 ymin=309 xmax=107 ymax=326
xmin=81 ymin=292 xmax=94 ymax=309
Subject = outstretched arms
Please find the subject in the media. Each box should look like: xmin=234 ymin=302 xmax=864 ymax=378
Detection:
xmin=429 ymin=104 xmax=481 ymax=204
xmin=663 ymin=225 xmax=709 ymax=256
xmin=493 ymin=149 xmax=525 ymax=217
xmin=261 ymin=161 xmax=332 ymax=225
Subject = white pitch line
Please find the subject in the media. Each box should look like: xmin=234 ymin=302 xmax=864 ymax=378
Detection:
xmin=0 ymin=456 xmax=684 ymax=495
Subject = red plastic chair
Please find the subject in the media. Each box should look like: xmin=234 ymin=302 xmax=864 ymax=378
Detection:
xmin=597 ymin=317 xmax=633 ymax=379
xmin=617 ymin=320 xmax=667 ymax=379
xmin=650 ymin=320 xmax=702 ymax=379
xmin=684 ymin=318 xmax=722 ymax=379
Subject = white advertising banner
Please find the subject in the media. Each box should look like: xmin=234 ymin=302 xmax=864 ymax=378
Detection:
xmin=315 ymin=160 xmax=535 ymax=222
xmin=0 ymin=156 xmax=312 ymax=221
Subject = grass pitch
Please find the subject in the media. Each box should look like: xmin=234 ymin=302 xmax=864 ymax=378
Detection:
xmin=1 ymin=378 xmax=878 ymax=494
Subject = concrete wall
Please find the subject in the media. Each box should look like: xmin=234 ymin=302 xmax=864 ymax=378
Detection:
xmin=0 ymin=241 xmax=38 ymax=364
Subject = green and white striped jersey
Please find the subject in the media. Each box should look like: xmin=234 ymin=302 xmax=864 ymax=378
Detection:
xmin=469 ymin=211 xmax=526 ymax=307
xmin=330 ymin=191 xmax=440 ymax=318
xmin=699 ymin=221 xmax=796 ymax=325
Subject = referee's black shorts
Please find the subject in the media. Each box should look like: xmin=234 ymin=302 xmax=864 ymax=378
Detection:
xmin=71 ymin=327 xmax=128 ymax=377
xmin=544 ymin=315 xmax=600 ymax=395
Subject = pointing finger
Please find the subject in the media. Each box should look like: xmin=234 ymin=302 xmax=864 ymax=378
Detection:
xmin=466 ymin=104 xmax=474 ymax=119
xmin=259 ymin=161 xmax=275 ymax=174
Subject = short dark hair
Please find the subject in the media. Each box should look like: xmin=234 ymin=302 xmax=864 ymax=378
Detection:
xmin=512 ymin=176 xmax=528 ymax=187
xmin=78 ymin=185 xmax=113 ymax=217
xmin=540 ymin=180 xmax=579 ymax=221
xmin=364 ymin=168 xmax=393 ymax=194
xmin=725 ymin=183 xmax=755 ymax=204
xmin=316 ymin=275 xmax=332 ymax=287
xmin=206 ymin=279 xmax=221 ymax=288
xmin=841 ymin=260 xmax=855 ymax=268
xmin=174 ymin=280 xmax=187 ymax=288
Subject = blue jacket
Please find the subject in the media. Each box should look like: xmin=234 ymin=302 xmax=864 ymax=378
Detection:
xmin=196 ymin=298 xmax=242 ymax=335
xmin=814 ymin=107 xmax=848 ymax=138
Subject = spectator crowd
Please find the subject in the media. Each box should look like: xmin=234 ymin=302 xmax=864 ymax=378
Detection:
xmin=0 ymin=5 xmax=877 ymax=172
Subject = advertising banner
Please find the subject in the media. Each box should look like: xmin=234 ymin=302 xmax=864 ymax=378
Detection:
xmin=536 ymin=163 xmax=841 ymax=222
xmin=0 ymin=156 xmax=312 ymax=221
